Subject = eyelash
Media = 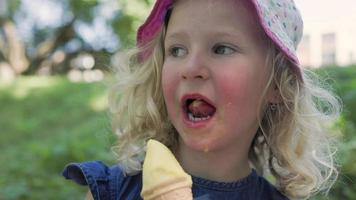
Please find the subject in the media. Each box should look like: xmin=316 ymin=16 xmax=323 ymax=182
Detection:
xmin=166 ymin=43 xmax=238 ymax=58
xmin=168 ymin=46 xmax=187 ymax=57
xmin=212 ymin=44 xmax=237 ymax=55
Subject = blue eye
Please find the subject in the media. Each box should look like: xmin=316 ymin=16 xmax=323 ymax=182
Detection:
xmin=169 ymin=46 xmax=187 ymax=57
xmin=213 ymin=45 xmax=236 ymax=55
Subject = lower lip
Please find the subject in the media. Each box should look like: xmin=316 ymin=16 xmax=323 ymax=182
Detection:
xmin=182 ymin=111 xmax=214 ymax=128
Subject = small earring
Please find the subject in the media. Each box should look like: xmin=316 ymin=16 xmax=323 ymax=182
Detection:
xmin=270 ymin=103 xmax=278 ymax=111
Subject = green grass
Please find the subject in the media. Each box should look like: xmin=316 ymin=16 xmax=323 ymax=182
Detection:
xmin=0 ymin=76 xmax=116 ymax=199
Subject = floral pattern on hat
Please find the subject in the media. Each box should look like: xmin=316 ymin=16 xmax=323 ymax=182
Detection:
xmin=251 ymin=0 xmax=303 ymax=66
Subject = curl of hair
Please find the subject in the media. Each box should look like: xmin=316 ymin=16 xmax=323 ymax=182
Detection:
xmin=109 ymin=28 xmax=341 ymax=199
xmin=250 ymin=40 xmax=341 ymax=199
xmin=108 ymin=29 xmax=177 ymax=175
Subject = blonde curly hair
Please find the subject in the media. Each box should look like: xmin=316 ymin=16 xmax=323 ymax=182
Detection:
xmin=108 ymin=25 xmax=341 ymax=199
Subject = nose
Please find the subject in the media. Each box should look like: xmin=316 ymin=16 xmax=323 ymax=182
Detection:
xmin=180 ymin=53 xmax=209 ymax=80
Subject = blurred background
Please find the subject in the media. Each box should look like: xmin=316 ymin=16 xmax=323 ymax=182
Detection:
xmin=0 ymin=0 xmax=355 ymax=199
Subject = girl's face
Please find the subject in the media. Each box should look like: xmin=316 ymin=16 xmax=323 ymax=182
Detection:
xmin=162 ymin=0 xmax=274 ymax=153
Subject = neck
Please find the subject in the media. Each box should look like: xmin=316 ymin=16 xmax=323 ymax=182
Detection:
xmin=174 ymin=139 xmax=251 ymax=183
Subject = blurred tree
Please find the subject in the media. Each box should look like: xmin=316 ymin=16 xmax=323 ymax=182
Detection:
xmin=0 ymin=0 xmax=28 ymax=77
xmin=114 ymin=0 xmax=154 ymax=47
xmin=313 ymin=65 xmax=356 ymax=200
xmin=0 ymin=0 xmax=154 ymax=76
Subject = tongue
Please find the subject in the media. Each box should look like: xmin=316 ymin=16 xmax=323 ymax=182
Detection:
xmin=188 ymin=99 xmax=215 ymax=117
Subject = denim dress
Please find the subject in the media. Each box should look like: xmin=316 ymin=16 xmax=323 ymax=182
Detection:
xmin=62 ymin=161 xmax=288 ymax=200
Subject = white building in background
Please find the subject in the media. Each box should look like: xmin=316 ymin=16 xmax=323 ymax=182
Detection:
xmin=296 ymin=0 xmax=356 ymax=68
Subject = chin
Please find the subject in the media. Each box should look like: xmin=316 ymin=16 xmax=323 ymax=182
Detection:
xmin=179 ymin=134 xmax=220 ymax=153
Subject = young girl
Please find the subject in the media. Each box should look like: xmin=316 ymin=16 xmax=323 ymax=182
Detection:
xmin=63 ymin=0 xmax=341 ymax=199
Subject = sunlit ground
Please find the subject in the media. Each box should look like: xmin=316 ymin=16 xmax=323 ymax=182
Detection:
xmin=0 ymin=76 xmax=116 ymax=199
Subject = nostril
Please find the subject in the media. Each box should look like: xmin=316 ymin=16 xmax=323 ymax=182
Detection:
xmin=195 ymin=75 xmax=204 ymax=79
xmin=181 ymin=73 xmax=208 ymax=80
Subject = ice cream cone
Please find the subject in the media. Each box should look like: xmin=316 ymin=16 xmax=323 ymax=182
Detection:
xmin=151 ymin=186 xmax=192 ymax=200
xmin=141 ymin=139 xmax=193 ymax=200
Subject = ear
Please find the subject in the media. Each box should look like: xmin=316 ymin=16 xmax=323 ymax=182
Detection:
xmin=266 ymin=84 xmax=282 ymax=104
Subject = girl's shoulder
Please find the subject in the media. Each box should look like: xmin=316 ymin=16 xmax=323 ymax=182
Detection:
xmin=62 ymin=161 xmax=143 ymax=200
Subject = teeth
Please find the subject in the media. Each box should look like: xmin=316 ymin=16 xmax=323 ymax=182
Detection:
xmin=188 ymin=112 xmax=211 ymax=122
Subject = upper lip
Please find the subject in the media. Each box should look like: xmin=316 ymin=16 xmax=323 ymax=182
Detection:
xmin=180 ymin=93 xmax=216 ymax=110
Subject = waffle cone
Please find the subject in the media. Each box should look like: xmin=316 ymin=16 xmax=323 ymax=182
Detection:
xmin=141 ymin=140 xmax=193 ymax=200
xmin=141 ymin=177 xmax=192 ymax=200
xmin=151 ymin=186 xmax=193 ymax=200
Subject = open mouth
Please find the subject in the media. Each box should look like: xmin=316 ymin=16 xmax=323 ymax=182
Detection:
xmin=182 ymin=95 xmax=216 ymax=123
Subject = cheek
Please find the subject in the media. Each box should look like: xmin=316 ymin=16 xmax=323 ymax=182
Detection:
xmin=161 ymin=64 xmax=178 ymax=112
xmin=161 ymin=67 xmax=170 ymax=98
xmin=217 ymin=72 xmax=251 ymax=104
xmin=216 ymin=72 xmax=262 ymax=119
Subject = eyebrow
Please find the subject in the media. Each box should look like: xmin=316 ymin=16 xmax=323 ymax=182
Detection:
xmin=210 ymin=31 xmax=243 ymax=40
xmin=166 ymin=29 xmax=242 ymax=38
xmin=165 ymin=31 xmax=189 ymax=40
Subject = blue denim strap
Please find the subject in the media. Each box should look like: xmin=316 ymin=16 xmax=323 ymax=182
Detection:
xmin=62 ymin=161 xmax=110 ymax=200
